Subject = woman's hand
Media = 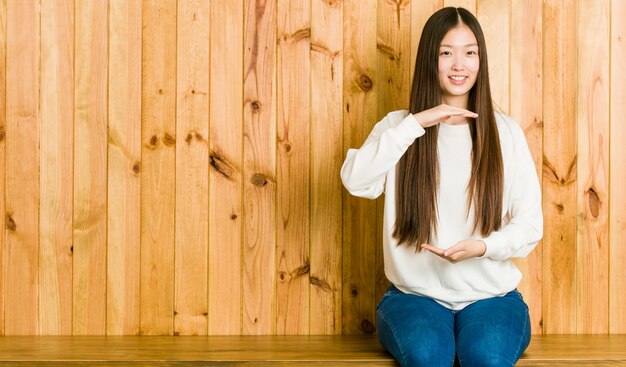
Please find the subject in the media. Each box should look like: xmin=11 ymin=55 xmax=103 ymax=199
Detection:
xmin=421 ymin=240 xmax=486 ymax=263
xmin=412 ymin=104 xmax=478 ymax=128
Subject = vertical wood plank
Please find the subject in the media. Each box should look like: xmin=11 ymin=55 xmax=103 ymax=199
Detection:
xmin=107 ymin=0 xmax=141 ymax=335
xmin=343 ymin=0 xmax=377 ymax=336
xmin=477 ymin=0 xmax=509 ymax=114
xmin=375 ymin=0 xmax=411 ymax=311
xmin=510 ymin=0 xmax=542 ymax=334
xmin=243 ymin=0 xmax=277 ymax=335
xmin=276 ymin=0 xmax=310 ymax=335
xmin=174 ymin=0 xmax=209 ymax=336
xmin=5 ymin=0 xmax=39 ymax=336
xmin=443 ymin=0 xmax=475 ymax=14
xmin=410 ymin=0 xmax=443 ymax=83
xmin=542 ymin=0 xmax=577 ymax=334
xmin=0 ymin=0 xmax=8 ymax=336
xmin=141 ymin=0 xmax=177 ymax=335
xmin=609 ymin=0 xmax=626 ymax=334
xmin=310 ymin=0 xmax=343 ymax=335
xmin=73 ymin=0 xmax=108 ymax=336
xmin=208 ymin=0 xmax=243 ymax=335
xmin=40 ymin=0 xmax=73 ymax=336
xmin=576 ymin=0 xmax=609 ymax=334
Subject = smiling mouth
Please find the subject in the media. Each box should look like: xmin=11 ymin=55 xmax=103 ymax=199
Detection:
xmin=449 ymin=75 xmax=468 ymax=81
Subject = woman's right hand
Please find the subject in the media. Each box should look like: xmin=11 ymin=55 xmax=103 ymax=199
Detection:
xmin=412 ymin=104 xmax=478 ymax=128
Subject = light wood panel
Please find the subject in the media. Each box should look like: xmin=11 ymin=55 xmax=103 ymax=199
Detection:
xmin=410 ymin=0 xmax=443 ymax=81
xmin=208 ymin=0 xmax=243 ymax=336
xmin=609 ymin=0 xmax=626 ymax=334
xmin=343 ymin=0 xmax=378 ymax=336
xmin=375 ymin=0 xmax=411 ymax=308
xmin=0 ymin=0 xmax=6 ymax=336
xmin=310 ymin=0 xmax=343 ymax=335
xmin=140 ymin=0 xmax=177 ymax=335
xmin=5 ymin=0 xmax=40 ymax=335
xmin=107 ymin=0 xmax=141 ymax=336
xmin=40 ymin=0 xmax=73 ymax=336
xmin=510 ymin=0 xmax=543 ymax=334
xmin=174 ymin=0 xmax=210 ymax=336
xmin=73 ymin=0 xmax=108 ymax=336
xmin=276 ymin=0 xmax=311 ymax=336
xmin=542 ymin=0 xmax=577 ymax=334
xmin=443 ymin=0 xmax=475 ymax=14
xmin=477 ymin=0 xmax=509 ymax=114
xmin=576 ymin=0 xmax=610 ymax=334
xmin=243 ymin=0 xmax=277 ymax=335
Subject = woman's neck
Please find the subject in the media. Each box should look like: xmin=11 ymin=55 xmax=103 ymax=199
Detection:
xmin=442 ymin=94 xmax=471 ymax=125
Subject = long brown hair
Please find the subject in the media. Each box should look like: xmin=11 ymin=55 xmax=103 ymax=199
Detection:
xmin=393 ymin=7 xmax=503 ymax=249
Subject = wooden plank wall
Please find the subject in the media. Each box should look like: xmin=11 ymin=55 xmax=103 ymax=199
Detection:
xmin=0 ymin=0 xmax=624 ymax=336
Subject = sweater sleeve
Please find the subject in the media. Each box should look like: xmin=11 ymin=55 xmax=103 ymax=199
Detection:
xmin=340 ymin=112 xmax=425 ymax=199
xmin=481 ymin=123 xmax=543 ymax=260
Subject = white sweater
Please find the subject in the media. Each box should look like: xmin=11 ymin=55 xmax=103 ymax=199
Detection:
xmin=340 ymin=110 xmax=543 ymax=310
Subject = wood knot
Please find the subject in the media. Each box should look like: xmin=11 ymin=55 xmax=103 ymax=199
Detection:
xmin=555 ymin=203 xmax=564 ymax=213
xmin=158 ymin=89 xmax=164 ymax=95
xmin=587 ymin=187 xmax=600 ymax=218
xmin=350 ymin=287 xmax=358 ymax=297
xmin=132 ymin=162 xmax=141 ymax=174
xmin=210 ymin=150 xmax=235 ymax=179
xmin=284 ymin=143 xmax=292 ymax=153
xmin=6 ymin=215 xmax=16 ymax=231
xmin=147 ymin=135 xmax=159 ymax=149
xmin=251 ymin=100 xmax=261 ymax=112
xmin=163 ymin=133 xmax=176 ymax=147
xmin=250 ymin=173 xmax=268 ymax=187
xmin=358 ymin=74 xmax=373 ymax=91
xmin=310 ymin=276 xmax=332 ymax=292
xmin=0 ymin=130 xmax=5 ymax=142
xmin=279 ymin=272 xmax=286 ymax=281
xmin=231 ymin=214 xmax=238 ymax=220
xmin=360 ymin=319 xmax=375 ymax=335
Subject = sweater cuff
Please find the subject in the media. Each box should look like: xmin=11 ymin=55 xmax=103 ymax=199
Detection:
xmin=398 ymin=113 xmax=426 ymax=140
xmin=482 ymin=231 xmax=506 ymax=260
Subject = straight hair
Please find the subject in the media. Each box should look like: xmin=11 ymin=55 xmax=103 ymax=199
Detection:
xmin=392 ymin=7 xmax=503 ymax=249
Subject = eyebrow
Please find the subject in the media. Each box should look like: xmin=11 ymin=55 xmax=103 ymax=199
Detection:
xmin=440 ymin=43 xmax=479 ymax=47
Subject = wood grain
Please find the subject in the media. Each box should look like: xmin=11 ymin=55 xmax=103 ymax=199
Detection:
xmin=410 ymin=0 xmax=443 ymax=83
xmin=276 ymin=0 xmax=311 ymax=336
xmin=73 ymin=0 xmax=108 ymax=336
xmin=375 ymin=0 xmax=411 ymax=311
xmin=343 ymin=0 xmax=378 ymax=336
xmin=0 ymin=335 xmax=625 ymax=365
xmin=609 ymin=0 xmax=626 ymax=334
xmin=310 ymin=0 xmax=343 ymax=335
xmin=141 ymin=0 xmax=177 ymax=336
xmin=477 ymin=0 xmax=509 ymax=114
xmin=107 ymin=0 xmax=142 ymax=336
xmin=243 ymin=0 xmax=277 ymax=335
xmin=510 ymin=0 xmax=543 ymax=334
xmin=542 ymin=0 xmax=577 ymax=334
xmin=576 ymin=0 xmax=610 ymax=334
xmin=174 ymin=0 xmax=210 ymax=336
xmin=0 ymin=0 xmax=6 ymax=336
xmin=40 ymin=0 xmax=74 ymax=336
xmin=208 ymin=0 xmax=243 ymax=336
xmin=443 ymin=0 xmax=476 ymax=13
xmin=5 ymin=0 xmax=40 ymax=335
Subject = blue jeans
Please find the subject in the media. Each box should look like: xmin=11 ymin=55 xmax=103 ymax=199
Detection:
xmin=376 ymin=285 xmax=531 ymax=367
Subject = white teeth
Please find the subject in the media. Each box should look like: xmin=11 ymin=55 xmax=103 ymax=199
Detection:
xmin=450 ymin=76 xmax=467 ymax=81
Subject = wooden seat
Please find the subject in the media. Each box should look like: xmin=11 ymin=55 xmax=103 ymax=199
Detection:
xmin=0 ymin=335 xmax=625 ymax=366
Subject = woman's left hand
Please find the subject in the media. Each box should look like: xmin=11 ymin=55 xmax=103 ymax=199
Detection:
xmin=421 ymin=240 xmax=487 ymax=263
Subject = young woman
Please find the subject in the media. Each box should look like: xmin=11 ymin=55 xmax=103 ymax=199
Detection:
xmin=341 ymin=7 xmax=543 ymax=367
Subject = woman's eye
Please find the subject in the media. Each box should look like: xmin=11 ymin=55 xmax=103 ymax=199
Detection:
xmin=440 ymin=51 xmax=451 ymax=56
xmin=467 ymin=50 xmax=478 ymax=55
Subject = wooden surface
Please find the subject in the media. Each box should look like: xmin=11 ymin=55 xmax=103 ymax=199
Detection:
xmin=0 ymin=0 xmax=625 ymax=336
xmin=40 ymin=0 xmax=73 ymax=336
xmin=1 ymin=335 xmax=626 ymax=366
xmin=107 ymin=0 xmax=141 ymax=336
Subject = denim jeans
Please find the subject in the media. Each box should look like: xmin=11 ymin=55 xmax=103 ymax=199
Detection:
xmin=376 ymin=285 xmax=531 ymax=367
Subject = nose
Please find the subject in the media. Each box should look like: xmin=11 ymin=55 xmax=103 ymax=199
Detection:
xmin=451 ymin=54 xmax=464 ymax=70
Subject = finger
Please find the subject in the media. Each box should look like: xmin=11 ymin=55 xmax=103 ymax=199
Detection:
xmin=421 ymin=243 xmax=445 ymax=256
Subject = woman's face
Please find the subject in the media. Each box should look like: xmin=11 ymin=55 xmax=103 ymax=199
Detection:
xmin=437 ymin=24 xmax=479 ymax=104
